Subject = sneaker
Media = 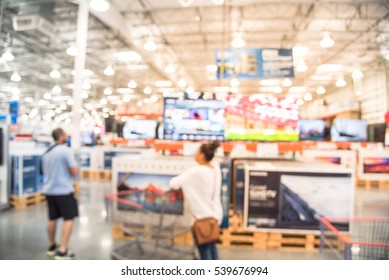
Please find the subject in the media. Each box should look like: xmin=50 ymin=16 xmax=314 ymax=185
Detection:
xmin=46 ymin=244 xmax=57 ymax=257
xmin=54 ymin=249 xmax=75 ymax=260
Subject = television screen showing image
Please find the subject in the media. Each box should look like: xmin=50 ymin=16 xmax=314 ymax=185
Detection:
xmin=331 ymin=119 xmax=368 ymax=142
xmin=122 ymin=120 xmax=157 ymax=140
xmin=117 ymin=172 xmax=183 ymax=215
xmin=298 ymin=120 xmax=325 ymax=141
xmin=363 ymin=157 xmax=389 ymax=174
xmin=225 ymin=96 xmax=299 ymax=141
xmin=81 ymin=131 xmax=95 ymax=146
xmin=163 ymin=98 xmax=225 ymax=141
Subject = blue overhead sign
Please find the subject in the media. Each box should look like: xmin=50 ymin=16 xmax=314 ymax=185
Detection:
xmin=9 ymin=101 xmax=19 ymax=125
xmin=216 ymin=48 xmax=294 ymax=80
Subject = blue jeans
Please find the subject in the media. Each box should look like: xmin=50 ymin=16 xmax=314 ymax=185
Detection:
xmin=195 ymin=241 xmax=219 ymax=260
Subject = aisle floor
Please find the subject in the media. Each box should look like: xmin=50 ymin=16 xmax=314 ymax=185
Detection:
xmin=0 ymin=180 xmax=388 ymax=260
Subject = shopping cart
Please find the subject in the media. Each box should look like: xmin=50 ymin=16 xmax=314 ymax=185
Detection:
xmin=105 ymin=189 xmax=195 ymax=260
xmin=320 ymin=217 xmax=389 ymax=260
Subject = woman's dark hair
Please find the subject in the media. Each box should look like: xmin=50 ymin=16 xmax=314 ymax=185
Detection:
xmin=199 ymin=141 xmax=221 ymax=162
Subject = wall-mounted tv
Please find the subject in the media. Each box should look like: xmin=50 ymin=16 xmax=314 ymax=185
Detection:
xmin=331 ymin=119 xmax=368 ymax=142
xmin=298 ymin=120 xmax=325 ymax=141
xmin=225 ymin=96 xmax=299 ymax=141
xmin=163 ymin=98 xmax=225 ymax=141
xmin=123 ymin=119 xmax=157 ymax=140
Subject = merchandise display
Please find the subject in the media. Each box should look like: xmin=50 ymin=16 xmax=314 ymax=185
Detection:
xmin=331 ymin=119 xmax=368 ymax=142
xmin=1 ymin=0 xmax=389 ymax=264
xmin=122 ymin=119 xmax=157 ymax=140
xmin=225 ymin=96 xmax=299 ymax=141
xmin=244 ymin=161 xmax=354 ymax=232
xmin=298 ymin=120 xmax=325 ymax=141
xmin=358 ymin=149 xmax=389 ymax=180
xmin=163 ymin=98 xmax=225 ymax=141
xmin=11 ymin=155 xmax=42 ymax=195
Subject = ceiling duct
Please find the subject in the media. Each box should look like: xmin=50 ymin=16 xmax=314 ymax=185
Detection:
xmin=12 ymin=2 xmax=55 ymax=41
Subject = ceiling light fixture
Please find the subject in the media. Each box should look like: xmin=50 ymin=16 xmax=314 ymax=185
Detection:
xmin=128 ymin=80 xmax=137 ymax=89
xmin=232 ymin=33 xmax=245 ymax=48
xmin=320 ymin=32 xmax=335 ymax=48
xmin=144 ymin=37 xmax=157 ymax=51
xmin=164 ymin=64 xmax=176 ymax=74
xmin=336 ymin=76 xmax=347 ymax=87
xmin=50 ymin=69 xmax=61 ymax=79
xmin=143 ymin=86 xmax=152 ymax=95
xmin=10 ymin=71 xmax=21 ymax=82
xmin=123 ymin=94 xmax=132 ymax=102
xmin=104 ymin=65 xmax=115 ymax=76
xmin=230 ymin=87 xmax=239 ymax=94
xmin=316 ymin=86 xmax=326 ymax=95
xmin=104 ymin=87 xmax=113 ymax=95
xmin=52 ymin=85 xmax=62 ymax=94
xmin=100 ymin=98 xmax=107 ymax=105
xmin=282 ymin=78 xmax=292 ymax=87
xmin=230 ymin=78 xmax=240 ymax=87
xmin=43 ymin=92 xmax=52 ymax=100
xmin=186 ymin=86 xmax=194 ymax=94
xmin=273 ymin=86 xmax=283 ymax=94
xmin=2 ymin=50 xmax=14 ymax=61
xmin=304 ymin=92 xmax=313 ymax=101
xmin=90 ymin=0 xmax=110 ymax=12
xmin=206 ymin=65 xmax=217 ymax=72
xmin=297 ymin=99 xmax=305 ymax=106
xmin=82 ymin=80 xmax=92 ymax=90
xmin=259 ymin=79 xmax=280 ymax=86
xmin=352 ymin=70 xmax=363 ymax=79
xmin=114 ymin=51 xmax=142 ymax=62
xmin=178 ymin=0 xmax=195 ymax=7
xmin=155 ymin=80 xmax=173 ymax=87
xmin=66 ymin=45 xmax=78 ymax=56
xmin=296 ymin=61 xmax=308 ymax=72
xmin=178 ymin=79 xmax=187 ymax=88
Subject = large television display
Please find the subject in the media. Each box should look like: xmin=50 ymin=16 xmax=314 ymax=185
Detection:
xmin=163 ymin=98 xmax=225 ymax=141
xmin=363 ymin=157 xmax=389 ymax=174
xmin=123 ymin=119 xmax=157 ymax=140
xmin=331 ymin=119 xmax=368 ymax=142
xmin=81 ymin=131 xmax=95 ymax=146
xmin=225 ymin=96 xmax=299 ymax=141
xmin=298 ymin=120 xmax=325 ymax=141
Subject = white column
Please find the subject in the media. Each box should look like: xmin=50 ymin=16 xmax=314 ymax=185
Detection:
xmin=71 ymin=0 xmax=89 ymax=151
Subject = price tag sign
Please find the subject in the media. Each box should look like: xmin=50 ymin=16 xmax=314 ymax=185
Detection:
xmin=257 ymin=143 xmax=279 ymax=158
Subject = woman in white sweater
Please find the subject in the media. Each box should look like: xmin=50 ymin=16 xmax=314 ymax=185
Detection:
xmin=169 ymin=141 xmax=223 ymax=260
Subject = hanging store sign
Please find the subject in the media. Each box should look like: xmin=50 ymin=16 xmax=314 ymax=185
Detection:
xmin=9 ymin=101 xmax=19 ymax=125
xmin=216 ymin=48 xmax=294 ymax=79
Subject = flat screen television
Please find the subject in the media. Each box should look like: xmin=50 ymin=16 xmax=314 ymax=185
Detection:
xmin=225 ymin=96 xmax=299 ymax=141
xmin=81 ymin=131 xmax=96 ymax=146
xmin=163 ymin=98 xmax=225 ymax=141
xmin=331 ymin=119 xmax=368 ymax=142
xmin=123 ymin=119 xmax=157 ymax=140
xmin=298 ymin=120 xmax=325 ymax=141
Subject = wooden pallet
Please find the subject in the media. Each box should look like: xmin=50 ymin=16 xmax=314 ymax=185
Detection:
xmin=99 ymin=171 xmax=112 ymax=180
xmin=11 ymin=193 xmax=46 ymax=210
xmin=219 ymin=229 xmax=268 ymax=249
xmin=266 ymin=232 xmax=319 ymax=252
xmin=356 ymin=179 xmax=389 ymax=189
xmin=80 ymin=170 xmax=99 ymax=180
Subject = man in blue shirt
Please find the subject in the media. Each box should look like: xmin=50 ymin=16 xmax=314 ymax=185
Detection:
xmin=42 ymin=128 xmax=78 ymax=260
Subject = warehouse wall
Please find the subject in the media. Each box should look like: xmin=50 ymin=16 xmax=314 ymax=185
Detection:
xmin=301 ymin=65 xmax=389 ymax=124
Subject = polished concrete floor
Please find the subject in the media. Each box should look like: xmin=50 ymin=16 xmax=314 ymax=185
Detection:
xmin=0 ymin=180 xmax=388 ymax=260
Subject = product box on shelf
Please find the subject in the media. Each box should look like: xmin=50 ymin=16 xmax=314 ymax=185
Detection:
xmin=11 ymin=155 xmax=41 ymax=196
xmin=357 ymin=148 xmax=389 ymax=181
xmin=243 ymin=161 xmax=354 ymax=233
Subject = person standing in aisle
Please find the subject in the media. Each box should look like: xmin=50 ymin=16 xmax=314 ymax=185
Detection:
xmin=169 ymin=141 xmax=223 ymax=260
xmin=41 ymin=128 xmax=79 ymax=260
